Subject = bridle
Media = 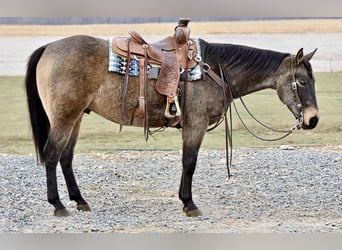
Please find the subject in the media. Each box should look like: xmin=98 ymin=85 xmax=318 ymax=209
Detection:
xmin=291 ymin=81 xmax=304 ymax=129
xmin=290 ymin=56 xmax=304 ymax=129
xmin=197 ymin=55 xmax=305 ymax=179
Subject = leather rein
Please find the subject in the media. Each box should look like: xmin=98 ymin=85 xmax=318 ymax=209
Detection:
xmin=196 ymin=56 xmax=304 ymax=179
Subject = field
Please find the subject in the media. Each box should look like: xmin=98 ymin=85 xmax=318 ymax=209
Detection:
xmin=0 ymin=19 xmax=341 ymax=154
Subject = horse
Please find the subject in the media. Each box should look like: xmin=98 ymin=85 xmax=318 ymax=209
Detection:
xmin=25 ymin=35 xmax=319 ymax=217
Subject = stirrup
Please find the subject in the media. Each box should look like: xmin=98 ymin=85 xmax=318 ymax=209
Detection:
xmin=164 ymin=96 xmax=181 ymax=118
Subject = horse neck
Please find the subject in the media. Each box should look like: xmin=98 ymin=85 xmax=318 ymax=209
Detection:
xmin=226 ymin=58 xmax=293 ymax=99
xmin=202 ymin=40 xmax=291 ymax=98
xmin=228 ymin=71 xmax=278 ymax=98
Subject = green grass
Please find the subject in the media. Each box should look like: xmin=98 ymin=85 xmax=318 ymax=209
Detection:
xmin=0 ymin=73 xmax=341 ymax=155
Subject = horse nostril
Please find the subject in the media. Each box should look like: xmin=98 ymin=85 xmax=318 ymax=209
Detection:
xmin=309 ymin=116 xmax=319 ymax=128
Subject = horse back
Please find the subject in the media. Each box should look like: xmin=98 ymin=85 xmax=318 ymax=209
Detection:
xmin=36 ymin=35 xmax=167 ymax=128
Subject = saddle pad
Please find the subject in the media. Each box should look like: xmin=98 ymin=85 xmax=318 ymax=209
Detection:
xmin=107 ymin=38 xmax=203 ymax=81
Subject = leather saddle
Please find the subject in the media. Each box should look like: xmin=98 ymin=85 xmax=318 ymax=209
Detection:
xmin=112 ymin=18 xmax=198 ymax=139
xmin=112 ymin=31 xmax=198 ymax=69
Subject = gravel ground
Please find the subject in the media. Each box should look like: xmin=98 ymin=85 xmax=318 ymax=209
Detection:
xmin=0 ymin=145 xmax=341 ymax=233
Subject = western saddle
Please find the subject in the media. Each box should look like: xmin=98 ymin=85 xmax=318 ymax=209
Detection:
xmin=112 ymin=18 xmax=199 ymax=139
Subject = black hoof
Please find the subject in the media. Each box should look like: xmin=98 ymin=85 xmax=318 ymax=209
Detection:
xmin=183 ymin=206 xmax=203 ymax=217
xmin=77 ymin=203 xmax=91 ymax=212
xmin=54 ymin=208 xmax=70 ymax=217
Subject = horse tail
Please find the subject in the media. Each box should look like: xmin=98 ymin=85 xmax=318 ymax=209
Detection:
xmin=25 ymin=45 xmax=49 ymax=164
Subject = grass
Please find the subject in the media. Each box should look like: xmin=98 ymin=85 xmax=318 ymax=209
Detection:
xmin=0 ymin=72 xmax=341 ymax=155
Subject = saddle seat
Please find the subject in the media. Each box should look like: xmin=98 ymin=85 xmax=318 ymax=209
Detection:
xmin=112 ymin=30 xmax=198 ymax=68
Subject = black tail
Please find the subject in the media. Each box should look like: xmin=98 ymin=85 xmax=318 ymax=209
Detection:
xmin=25 ymin=45 xmax=49 ymax=163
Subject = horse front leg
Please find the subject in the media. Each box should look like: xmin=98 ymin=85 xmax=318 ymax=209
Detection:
xmin=179 ymin=122 xmax=207 ymax=217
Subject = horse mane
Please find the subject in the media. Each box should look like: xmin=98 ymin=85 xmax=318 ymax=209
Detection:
xmin=201 ymin=39 xmax=290 ymax=77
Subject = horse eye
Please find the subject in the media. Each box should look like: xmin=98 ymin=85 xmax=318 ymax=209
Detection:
xmin=298 ymin=80 xmax=307 ymax=86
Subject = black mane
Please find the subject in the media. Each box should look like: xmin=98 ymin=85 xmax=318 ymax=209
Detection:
xmin=201 ymin=39 xmax=290 ymax=77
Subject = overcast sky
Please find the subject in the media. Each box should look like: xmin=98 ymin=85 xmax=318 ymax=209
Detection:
xmin=1 ymin=0 xmax=341 ymax=18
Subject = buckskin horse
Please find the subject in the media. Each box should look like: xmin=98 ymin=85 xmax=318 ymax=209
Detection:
xmin=25 ymin=29 xmax=319 ymax=217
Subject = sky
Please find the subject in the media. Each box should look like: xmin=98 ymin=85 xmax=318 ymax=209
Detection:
xmin=1 ymin=0 xmax=341 ymax=18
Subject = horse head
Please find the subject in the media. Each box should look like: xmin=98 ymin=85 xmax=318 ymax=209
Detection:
xmin=277 ymin=48 xmax=319 ymax=130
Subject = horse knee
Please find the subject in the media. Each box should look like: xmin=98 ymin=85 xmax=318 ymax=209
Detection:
xmin=182 ymin=150 xmax=198 ymax=174
xmin=60 ymin=149 xmax=73 ymax=167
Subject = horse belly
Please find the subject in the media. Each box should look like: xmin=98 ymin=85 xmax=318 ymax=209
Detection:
xmin=89 ymin=77 xmax=167 ymax=128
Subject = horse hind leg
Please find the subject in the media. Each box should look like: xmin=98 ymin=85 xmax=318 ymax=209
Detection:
xmin=44 ymin=117 xmax=84 ymax=217
xmin=59 ymin=116 xmax=91 ymax=213
xmin=44 ymin=127 xmax=72 ymax=217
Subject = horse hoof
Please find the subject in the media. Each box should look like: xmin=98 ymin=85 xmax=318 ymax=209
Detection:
xmin=186 ymin=209 xmax=203 ymax=217
xmin=77 ymin=203 xmax=91 ymax=212
xmin=54 ymin=208 xmax=70 ymax=217
xmin=183 ymin=207 xmax=203 ymax=217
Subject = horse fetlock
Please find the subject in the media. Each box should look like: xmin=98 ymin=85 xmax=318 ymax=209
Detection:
xmin=182 ymin=199 xmax=200 ymax=216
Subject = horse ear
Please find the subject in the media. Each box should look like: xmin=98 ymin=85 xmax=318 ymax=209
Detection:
xmin=295 ymin=48 xmax=304 ymax=65
xmin=304 ymin=48 xmax=318 ymax=61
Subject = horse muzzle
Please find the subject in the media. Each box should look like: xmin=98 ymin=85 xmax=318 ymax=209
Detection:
xmin=302 ymin=107 xmax=319 ymax=129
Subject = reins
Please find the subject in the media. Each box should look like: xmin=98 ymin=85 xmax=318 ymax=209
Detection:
xmin=197 ymin=58 xmax=304 ymax=179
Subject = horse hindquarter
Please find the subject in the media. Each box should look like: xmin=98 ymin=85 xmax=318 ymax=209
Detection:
xmin=32 ymin=35 xmax=110 ymax=215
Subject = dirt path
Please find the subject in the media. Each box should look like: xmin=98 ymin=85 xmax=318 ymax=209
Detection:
xmin=1 ymin=19 xmax=342 ymax=36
